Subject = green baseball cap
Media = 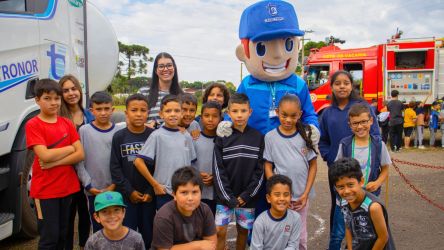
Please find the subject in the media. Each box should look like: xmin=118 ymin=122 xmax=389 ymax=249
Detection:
xmin=94 ymin=191 xmax=126 ymax=212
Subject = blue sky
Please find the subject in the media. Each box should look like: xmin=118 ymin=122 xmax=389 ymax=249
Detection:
xmin=90 ymin=0 xmax=444 ymax=85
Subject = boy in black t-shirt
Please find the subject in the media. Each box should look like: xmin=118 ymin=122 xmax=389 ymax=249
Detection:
xmin=110 ymin=94 xmax=155 ymax=248
xmin=152 ymin=167 xmax=217 ymax=250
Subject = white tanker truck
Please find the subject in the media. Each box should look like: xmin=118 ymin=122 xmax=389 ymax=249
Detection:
xmin=0 ymin=0 xmax=118 ymax=240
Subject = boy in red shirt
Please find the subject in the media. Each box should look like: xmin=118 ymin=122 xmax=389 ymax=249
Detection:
xmin=25 ymin=79 xmax=84 ymax=249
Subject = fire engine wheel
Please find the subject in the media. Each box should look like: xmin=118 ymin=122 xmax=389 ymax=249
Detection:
xmin=19 ymin=149 xmax=38 ymax=238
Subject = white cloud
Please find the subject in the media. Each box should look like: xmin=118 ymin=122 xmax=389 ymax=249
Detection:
xmin=89 ymin=0 xmax=444 ymax=85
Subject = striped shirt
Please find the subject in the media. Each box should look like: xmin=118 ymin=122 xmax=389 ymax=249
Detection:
xmin=148 ymin=90 xmax=169 ymax=123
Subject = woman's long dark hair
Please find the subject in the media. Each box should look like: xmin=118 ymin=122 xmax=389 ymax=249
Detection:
xmin=330 ymin=70 xmax=362 ymax=106
xmin=279 ymin=94 xmax=317 ymax=154
xmin=148 ymin=52 xmax=183 ymax=109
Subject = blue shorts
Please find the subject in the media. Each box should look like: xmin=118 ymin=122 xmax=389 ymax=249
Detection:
xmin=215 ymin=204 xmax=255 ymax=230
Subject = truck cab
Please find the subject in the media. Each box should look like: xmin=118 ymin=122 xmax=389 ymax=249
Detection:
xmin=0 ymin=0 xmax=118 ymax=240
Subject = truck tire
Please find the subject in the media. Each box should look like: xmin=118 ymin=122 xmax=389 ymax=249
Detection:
xmin=9 ymin=115 xmax=38 ymax=238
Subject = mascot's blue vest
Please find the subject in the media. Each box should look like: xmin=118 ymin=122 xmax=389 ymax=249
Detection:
xmin=339 ymin=134 xmax=383 ymax=196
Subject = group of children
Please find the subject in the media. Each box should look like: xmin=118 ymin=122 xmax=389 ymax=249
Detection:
xmin=379 ymin=90 xmax=444 ymax=150
xmin=27 ymin=76 xmax=395 ymax=250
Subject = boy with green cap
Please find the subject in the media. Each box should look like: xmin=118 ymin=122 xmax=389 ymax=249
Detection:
xmin=85 ymin=191 xmax=145 ymax=250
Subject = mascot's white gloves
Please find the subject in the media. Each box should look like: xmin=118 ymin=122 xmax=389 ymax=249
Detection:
xmin=217 ymin=121 xmax=233 ymax=137
xmin=309 ymin=124 xmax=320 ymax=146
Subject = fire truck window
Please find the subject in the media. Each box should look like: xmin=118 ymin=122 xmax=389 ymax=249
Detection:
xmin=0 ymin=0 xmax=26 ymax=13
xmin=306 ymin=65 xmax=330 ymax=90
xmin=395 ymin=51 xmax=426 ymax=69
xmin=343 ymin=64 xmax=363 ymax=93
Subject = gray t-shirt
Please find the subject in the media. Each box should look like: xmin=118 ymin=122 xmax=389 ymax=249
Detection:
xmin=263 ymin=128 xmax=317 ymax=200
xmin=138 ymin=126 xmax=196 ymax=194
xmin=251 ymin=209 xmax=301 ymax=250
xmin=192 ymin=132 xmax=215 ymax=200
xmin=336 ymin=142 xmax=392 ymax=170
xmin=186 ymin=120 xmax=201 ymax=133
xmin=76 ymin=123 xmax=125 ymax=195
xmin=85 ymin=228 xmax=145 ymax=250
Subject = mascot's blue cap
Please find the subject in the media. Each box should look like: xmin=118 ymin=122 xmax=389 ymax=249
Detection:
xmin=239 ymin=0 xmax=304 ymax=42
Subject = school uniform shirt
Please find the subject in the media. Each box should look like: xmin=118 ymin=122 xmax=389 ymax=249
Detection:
xmin=263 ymin=128 xmax=317 ymax=200
xmin=192 ymin=132 xmax=216 ymax=200
xmin=213 ymin=126 xmax=264 ymax=208
xmin=151 ymin=200 xmax=216 ymax=249
xmin=25 ymin=116 xmax=80 ymax=199
xmin=76 ymin=122 xmax=125 ymax=195
xmin=85 ymin=228 xmax=145 ymax=250
xmin=110 ymin=127 xmax=155 ymax=200
xmin=251 ymin=209 xmax=302 ymax=250
xmin=137 ymin=126 xmax=197 ymax=195
xmin=342 ymin=191 xmax=396 ymax=250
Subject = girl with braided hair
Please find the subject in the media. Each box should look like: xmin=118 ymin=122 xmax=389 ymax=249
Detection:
xmin=262 ymin=94 xmax=317 ymax=250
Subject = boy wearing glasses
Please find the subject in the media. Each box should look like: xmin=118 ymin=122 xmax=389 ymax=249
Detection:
xmin=335 ymin=103 xmax=390 ymax=196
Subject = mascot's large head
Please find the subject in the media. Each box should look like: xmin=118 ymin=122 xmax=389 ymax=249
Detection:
xmin=236 ymin=0 xmax=304 ymax=82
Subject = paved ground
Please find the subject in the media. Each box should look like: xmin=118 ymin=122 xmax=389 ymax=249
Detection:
xmin=1 ymin=148 xmax=444 ymax=249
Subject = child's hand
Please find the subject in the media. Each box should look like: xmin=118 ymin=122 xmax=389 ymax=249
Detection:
xmin=191 ymin=129 xmax=200 ymax=140
xmin=365 ymin=181 xmax=380 ymax=193
xmin=178 ymin=126 xmax=186 ymax=134
xmin=129 ymin=190 xmax=145 ymax=204
xmin=103 ymin=184 xmax=116 ymax=192
xmin=201 ymin=172 xmax=213 ymax=186
xmin=195 ymin=239 xmax=216 ymax=250
xmin=145 ymin=120 xmax=158 ymax=129
xmin=292 ymin=195 xmax=308 ymax=211
xmin=237 ymin=197 xmax=245 ymax=207
xmin=89 ymin=188 xmax=102 ymax=196
xmin=141 ymin=194 xmax=153 ymax=203
xmin=153 ymin=183 xmax=167 ymax=195
xmin=39 ymin=160 xmax=55 ymax=169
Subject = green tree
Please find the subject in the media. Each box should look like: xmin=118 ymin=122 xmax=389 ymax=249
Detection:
xmin=225 ymin=82 xmax=236 ymax=94
xmin=118 ymin=41 xmax=153 ymax=79
xmin=304 ymin=41 xmax=327 ymax=57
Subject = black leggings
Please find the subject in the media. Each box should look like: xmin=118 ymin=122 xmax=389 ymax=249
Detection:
xmin=65 ymin=189 xmax=91 ymax=249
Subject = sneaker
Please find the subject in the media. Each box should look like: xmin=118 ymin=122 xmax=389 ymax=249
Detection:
xmin=418 ymin=145 xmax=426 ymax=149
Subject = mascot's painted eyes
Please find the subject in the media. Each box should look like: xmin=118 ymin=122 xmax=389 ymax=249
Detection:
xmin=256 ymin=42 xmax=266 ymax=57
xmin=285 ymin=38 xmax=294 ymax=52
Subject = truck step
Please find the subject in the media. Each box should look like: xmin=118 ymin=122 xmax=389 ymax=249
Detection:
xmin=0 ymin=167 xmax=9 ymax=191
xmin=0 ymin=213 xmax=14 ymax=241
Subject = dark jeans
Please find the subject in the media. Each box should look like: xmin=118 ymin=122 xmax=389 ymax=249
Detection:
xmin=37 ymin=195 xmax=72 ymax=250
xmin=123 ymin=199 xmax=156 ymax=248
xmin=201 ymin=199 xmax=216 ymax=216
xmin=156 ymin=194 xmax=173 ymax=210
xmin=389 ymin=124 xmax=403 ymax=150
xmin=86 ymin=195 xmax=102 ymax=233
xmin=65 ymin=189 xmax=91 ymax=249
xmin=328 ymin=172 xmax=345 ymax=250
xmin=381 ymin=124 xmax=390 ymax=144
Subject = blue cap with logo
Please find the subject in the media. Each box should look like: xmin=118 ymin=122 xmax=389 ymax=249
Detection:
xmin=239 ymin=0 xmax=304 ymax=42
xmin=94 ymin=191 xmax=126 ymax=212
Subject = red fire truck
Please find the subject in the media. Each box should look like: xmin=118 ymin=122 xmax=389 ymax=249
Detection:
xmin=305 ymin=37 xmax=444 ymax=113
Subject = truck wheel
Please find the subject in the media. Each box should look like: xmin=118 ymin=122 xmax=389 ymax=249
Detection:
xmin=19 ymin=150 xmax=38 ymax=238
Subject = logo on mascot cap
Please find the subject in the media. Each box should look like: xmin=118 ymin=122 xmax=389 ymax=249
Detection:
xmin=239 ymin=0 xmax=304 ymax=42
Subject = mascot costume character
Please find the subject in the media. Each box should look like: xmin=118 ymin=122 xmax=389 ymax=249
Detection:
xmin=218 ymin=0 xmax=320 ymax=140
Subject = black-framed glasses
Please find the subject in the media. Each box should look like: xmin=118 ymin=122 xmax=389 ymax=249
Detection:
xmin=349 ymin=119 xmax=371 ymax=128
xmin=157 ymin=64 xmax=174 ymax=71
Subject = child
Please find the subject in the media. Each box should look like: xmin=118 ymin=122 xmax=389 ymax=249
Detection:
xmin=25 ymin=79 xmax=84 ymax=249
xmin=76 ymin=91 xmax=124 ymax=232
xmin=387 ymin=90 xmax=404 ymax=152
xmin=414 ymin=94 xmax=430 ymax=149
xmin=192 ymin=101 xmax=222 ymax=215
xmin=202 ymin=82 xmax=231 ymax=120
xmin=429 ymin=101 xmax=441 ymax=147
xmin=178 ymin=93 xmax=200 ymax=134
xmin=263 ymin=94 xmax=317 ymax=250
xmin=85 ymin=191 xmax=145 ymax=250
xmin=151 ymin=167 xmax=217 ymax=249
xmin=251 ymin=175 xmax=302 ymax=250
xmin=110 ymin=94 xmax=156 ymax=248
xmin=319 ymin=70 xmax=380 ymax=250
xmin=403 ymin=101 xmax=417 ymax=149
xmin=134 ymin=94 xmax=197 ymax=209
xmin=336 ymin=103 xmax=390 ymax=196
xmin=213 ymin=93 xmax=264 ymax=250
xmin=329 ymin=158 xmax=395 ymax=250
